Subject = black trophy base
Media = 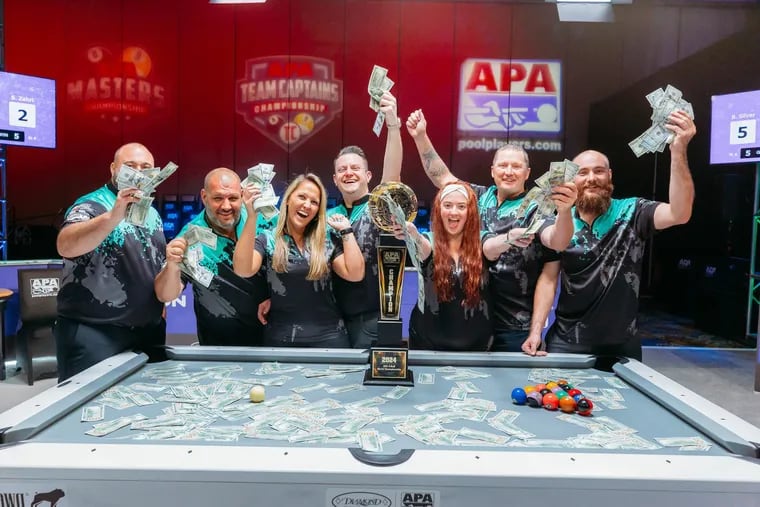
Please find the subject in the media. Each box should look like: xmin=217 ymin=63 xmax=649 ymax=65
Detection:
xmin=363 ymin=368 xmax=415 ymax=387
xmin=376 ymin=320 xmax=404 ymax=347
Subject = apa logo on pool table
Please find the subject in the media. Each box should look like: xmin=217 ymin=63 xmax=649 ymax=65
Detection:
xmin=30 ymin=277 xmax=60 ymax=298
xmin=236 ymin=55 xmax=344 ymax=152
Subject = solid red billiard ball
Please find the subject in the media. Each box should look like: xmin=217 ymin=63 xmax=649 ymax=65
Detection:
xmin=576 ymin=398 xmax=594 ymax=416
xmin=567 ymin=388 xmax=582 ymax=398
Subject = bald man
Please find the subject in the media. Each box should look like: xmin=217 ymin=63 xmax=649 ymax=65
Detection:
xmin=56 ymin=142 xmax=167 ymax=381
xmin=545 ymin=111 xmax=696 ymax=365
xmin=154 ymin=168 xmax=274 ymax=346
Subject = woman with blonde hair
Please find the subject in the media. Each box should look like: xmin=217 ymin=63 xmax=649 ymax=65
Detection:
xmin=233 ymin=173 xmax=363 ymax=347
xmin=395 ymin=181 xmax=492 ymax=351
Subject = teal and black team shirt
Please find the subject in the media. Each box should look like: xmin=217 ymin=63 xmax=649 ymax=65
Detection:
xmin=327 ymin=195 xmax=380 ymax=317
xmin=176 ymin=207 xmax=275 ymax=346
xmin=254 ymin=230 xmax=346 ymax=346
xmin=474 ymin=184 xmax=558 ymax=333
xmin=409 ymin=233 xmax=492 ymax=351
xmin=546 ymin=197 xmax=659 ymax=346
xmin=57 ymin=183 xmax=166 ymax=328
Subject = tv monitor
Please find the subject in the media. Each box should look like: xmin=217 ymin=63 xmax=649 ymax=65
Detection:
xmin=710 ymin=89 xmax=760 ymax=165
xmin=0 ymin=71 xmax=56 ymax=148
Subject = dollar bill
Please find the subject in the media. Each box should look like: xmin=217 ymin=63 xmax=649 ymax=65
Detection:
xmin=417 ymin=373 xmax=435 ymax=384
xmin=81 ymin=405 xmax=105 ymax=422
xmin=184 ymin=224 xmax=218 ymax=249
xmin=383 ymin=385 xmax=412 ymax=400
xmin=358 ymin=428 xmax=383 ymax=452
xmin=125 ymin=195 xmax=154 ymax=227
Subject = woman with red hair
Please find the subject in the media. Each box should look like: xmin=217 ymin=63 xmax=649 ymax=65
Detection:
xmin=395 ymin=181 xmax=492 ymax=350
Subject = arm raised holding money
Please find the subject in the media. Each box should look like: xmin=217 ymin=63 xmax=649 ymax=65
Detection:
xmin=232 ymin=184 xmax=263 ymax=278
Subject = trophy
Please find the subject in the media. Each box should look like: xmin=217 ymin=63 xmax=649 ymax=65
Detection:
xmin=364 ymin=182 xmax=417 ymax=386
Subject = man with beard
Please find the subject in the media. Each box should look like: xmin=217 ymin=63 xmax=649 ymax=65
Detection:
xmin=55 ymin=143 xmax=167 ymax=381
xmin=327 ymin=91 xmax=402 ymax=349
xmin=154 ymin=167 xmax=274 ymax=346
xmin=406 ymin=109 xmax=577 ymax=354
xmin=544 ymin=110 xmax=696 ymax=364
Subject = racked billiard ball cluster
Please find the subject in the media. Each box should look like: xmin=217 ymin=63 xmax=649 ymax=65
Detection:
xmin=511 ymin=380 xmax=594 ymax=416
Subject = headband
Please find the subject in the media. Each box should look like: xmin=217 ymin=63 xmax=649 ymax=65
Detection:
xmin=439 ymin=184 xmax=469 ymax=201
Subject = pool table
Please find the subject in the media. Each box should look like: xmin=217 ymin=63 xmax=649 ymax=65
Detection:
xmin=1 ymin=347 xmax=759 ymax=507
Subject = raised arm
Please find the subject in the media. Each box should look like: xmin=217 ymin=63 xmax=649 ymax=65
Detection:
xmin=539 ymin=182 xmax=578 ymax=251
xmin=232 ymin=186 xmax=264 ymax=278
xmin=57 ymin=188 xmax=141 ymax=258
xmin=328 ymin=214 xmax=365 ymax=282
xmin=154 ymin=237 xmax=187 ymax=302
xmin=379 ymin=91 xmax=402 ymax=184
xmin=406 ymin=109 xmax=458 ymax=189
xmin=522 ymin=260 xmax=560 ymax=356
xmin=653 ymin=110 xmax=696 ymax=230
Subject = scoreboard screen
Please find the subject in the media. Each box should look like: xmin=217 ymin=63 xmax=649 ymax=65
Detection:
xmin=0 ymin=71 xmax=56 ymax=149
xmin=710 ymin=89 xmax=760 ymax=165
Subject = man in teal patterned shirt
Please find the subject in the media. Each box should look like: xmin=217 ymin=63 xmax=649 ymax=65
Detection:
xmin=155 ymin=167 xmax=274 ymax=346
xmin=56 ymin=143 xmax=167 ymax=381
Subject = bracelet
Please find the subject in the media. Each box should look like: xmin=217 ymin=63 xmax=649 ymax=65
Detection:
xmin=339 ymin=227 xmax=354 ymax=237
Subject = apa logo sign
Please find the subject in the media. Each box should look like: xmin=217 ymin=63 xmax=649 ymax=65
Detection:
xmin=458 ymin=58 xmax=562 ymax=134
xmin=236 ymin=56 xmax=344 ymax=152
xmin=30 ymin=278 xmax=60 ymax=298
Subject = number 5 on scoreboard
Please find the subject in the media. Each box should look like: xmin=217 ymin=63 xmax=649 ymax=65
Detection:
xmin=729 ymin=119 xmax=756 ymax=145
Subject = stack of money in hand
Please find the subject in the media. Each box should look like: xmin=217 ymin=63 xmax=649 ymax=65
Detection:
xmin=243 ymin=163 xmax=279 ymax=221
xmin=116 ymin=161 xmax=179 ymax=227
xmin=368 ymin=64 xmax=395 ymax=136
xmin=516 ymin=159 xmax=579 ymax=224
xmin=180 ymin=226 xmax=214 ymax=288
xmin=629 ymin=85 xmax=694 ymax=158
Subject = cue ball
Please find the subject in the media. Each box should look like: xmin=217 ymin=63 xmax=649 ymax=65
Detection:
xmin=249 ymin=385 xmax=265 ymax=403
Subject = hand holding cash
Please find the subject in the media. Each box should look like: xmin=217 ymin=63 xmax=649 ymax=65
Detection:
xmin=176 ymin=224 xmax=217 ymax=288
xmin=517 ymin=159 xmax=579 ymax=220
xmin=116 ymin=161 xmax=178 ymax=227
xmin=629 ymin=84 xmax=695 ymax=158
xmin=242 ymin=163 xmax=280 ymax=221
xmin=368 ymin=65 xmax=396 ymax=137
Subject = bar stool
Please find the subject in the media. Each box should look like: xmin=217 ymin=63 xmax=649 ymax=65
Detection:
xmin=0 ymin=288 xmax=13 ymax=381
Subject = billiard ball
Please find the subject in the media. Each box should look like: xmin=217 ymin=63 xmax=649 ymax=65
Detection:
xmin=546 ymin=381 xmax=558 ymax=390
xmin=535 ymin=383 xmax=547 ymax=392
xmin=542 ymin=393 xmax=559 ymax=411
xmin=555 ymin=390 xmax=568 ymax=400
xmin=540 ymin=388 xmax=552 ymax=397
xmin=511 ymin=387 xmax=528 ymax=405
xmin=249 ymin=385 xmax=266 ymax=403
xmin=559 ymin=396 xmax=576 ymax=413
xmin=567 ymin=388 xmax=582 ymax=398
xmin=576 ymin=398 xmax=594 ymax=416
xmin=551 ymin=386 xmax=563 ymax=394
xmin=572 ymin=394 xmax=584 ymax=403
xmin=524 ymin=385 xmax=537 ymax=394
xmin=526 ymin=391 xmax=543 ymax=408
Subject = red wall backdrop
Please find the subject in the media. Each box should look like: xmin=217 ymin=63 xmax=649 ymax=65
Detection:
xmin=3 ymin=0 xmax=758 ymax=242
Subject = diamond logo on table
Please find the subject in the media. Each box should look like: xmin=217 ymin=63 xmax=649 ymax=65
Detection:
xmin=330 ymin=491 xmax=392 ymax=507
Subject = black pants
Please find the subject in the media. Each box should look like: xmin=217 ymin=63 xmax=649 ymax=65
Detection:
xmin=344 ymin=310 xmax=380 ymax=349
xmin=545 ymin=336 xmax=642 ymax=371
xmin=55 ymin=316 xmax=167 ymax=381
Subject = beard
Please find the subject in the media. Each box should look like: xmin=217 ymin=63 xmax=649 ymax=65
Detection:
xmin=576 ymin=182 xmax=614 ymax=216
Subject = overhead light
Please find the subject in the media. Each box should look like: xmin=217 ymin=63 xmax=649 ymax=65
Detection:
xmin=209 ymin=0 xmax=266 ymax=4
xmin=547 ymin=0 xmax=631 ymax=22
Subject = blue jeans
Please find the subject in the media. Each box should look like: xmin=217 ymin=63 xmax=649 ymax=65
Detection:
xmin=490 ymin=329 xmax=529 ymax=352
